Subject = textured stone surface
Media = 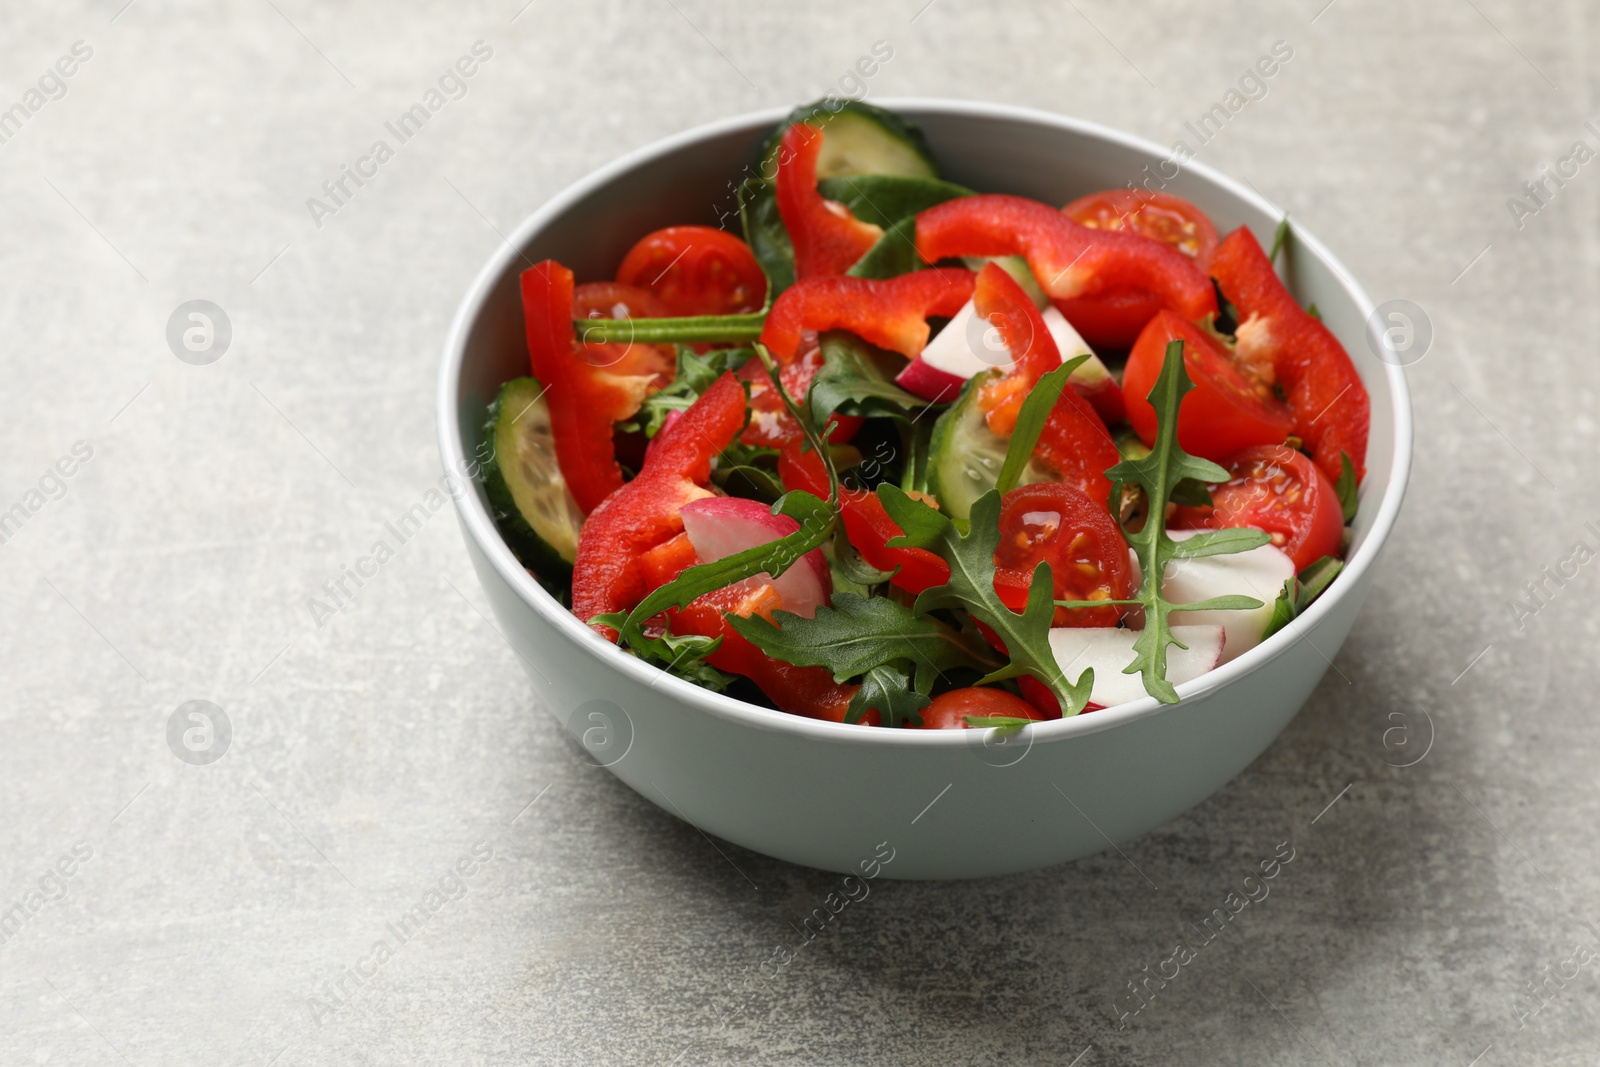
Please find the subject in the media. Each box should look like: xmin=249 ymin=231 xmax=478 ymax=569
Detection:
xmin=1 ymin=1 xmax=1596 ymax=1063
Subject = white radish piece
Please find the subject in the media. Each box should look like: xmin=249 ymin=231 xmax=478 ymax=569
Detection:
xmin=1047 ymin=624 xmax=1225 ymax=709
xmin=679 ymin=497 xmax=831 ymax=618
xmin=1163 ymin=529 xmax=1296 ymax=663
xmin=894 ymin=298 xmax=1124 ymax=421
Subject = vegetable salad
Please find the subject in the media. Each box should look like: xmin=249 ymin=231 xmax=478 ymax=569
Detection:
xmin=479 ymin=100 xmax=1370 ymax=729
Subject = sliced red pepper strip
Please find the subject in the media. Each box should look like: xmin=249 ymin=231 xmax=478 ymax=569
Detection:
xmin=668 ymin=580 xmax=871 ymax=723
xmin=1209 ymin=227 xmax=1370 ymax=482
xmin=775 ymin=123 xmax=884 ymax=279
xmin=760 ymin=268 xmax=976 ymax=364
xmin=521 ymin=261 xmax=667 ymax=514
xmin=971 ymin=263 xmax=1120 ymax=506
xmin=777 ymin=442 xmax=950 ymax=594
xmin=571 ymin=373 xmax=747 ymax=638
xmin=915 ymin=195 xmax=1217 ymax=322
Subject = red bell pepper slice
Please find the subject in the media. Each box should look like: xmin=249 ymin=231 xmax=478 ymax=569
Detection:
xmin=1209 ymin=227 xmax=1370 ymax=483
xmin=776 ymin=442 xmax=950 ymax=595
xmin=775 ymin=123 xmax=884 ymax=279
xmin=915 ymin=195 xmax=1217 ymax=323
xmin=571 ymin=373 xmax=747 ymax=638
xmin=668 ymin=580 xmax=872 ymax=723
xmin=760 ymin=268 xmax=975 ymax=364
xmin=970 ymin=263 xmax=1120 ymax=507
xmin=521 ymin=260 xmax=669 ymax=514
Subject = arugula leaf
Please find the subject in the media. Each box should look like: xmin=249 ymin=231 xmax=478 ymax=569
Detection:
xmin=994 ymin=359 xmax=1086 ymax=496
xmin=963 ymin=715 xmax=1035 ymax=732
xmin=877 ymin=485 xmax=1093 ymax=715
xmin=1260 ymin=556 xmax=1345 ymax=641
xmin=713 ymin=463 xmax=785 ymax=503
xmin=830 ymin=525 xmax=894 ymax=589
xmin=1269 ymin=215 xmax=1292 ymax=266
xmin=1108 ymin=340 xmax=1270 ymax=703
xmin=739 ymin=177 xmax=795 ymax=297
xmin=808 ymin=331 xmax=930 ymax=430
xmin=629 ymin=346 xmax=753 ymax=436
xmin=849 ymin=663 xmax=929 ymax=728
xmin=727 ymin=592 xmax=1001 ymax=683
xmin=1335 ymin=451 xmax=1359 ymax=523
xmin=848 ymin=215 xmax=925 ymax=280
xmin=816 ymin=174 xmax=972 ymax=228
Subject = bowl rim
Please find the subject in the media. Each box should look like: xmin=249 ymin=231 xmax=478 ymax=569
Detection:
xmin=437 ymin=97 xmax=1413 ymax=749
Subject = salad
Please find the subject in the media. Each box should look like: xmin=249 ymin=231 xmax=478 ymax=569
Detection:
xmin=480 ymin=100 xmax=1370 ymax=729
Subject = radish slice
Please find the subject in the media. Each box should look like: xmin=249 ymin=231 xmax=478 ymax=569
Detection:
xmin=679 ymin=497 xmax=831 ymax=618
xmin=1047 ymin=624 xmax=1224 ymax=709
xmin=1164 ymin=529 xmax=1296 ymax=663
xmin=894 ymin=298 xmax=1126 ymax=422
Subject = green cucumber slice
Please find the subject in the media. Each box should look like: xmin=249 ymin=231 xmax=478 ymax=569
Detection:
xmin=926 ymin=374 xmax=1048 ymax=522
xmin=481 ymin=377 xmax=585 ymax=581
xmin=759 ymin=100 xmax=939 ymax=182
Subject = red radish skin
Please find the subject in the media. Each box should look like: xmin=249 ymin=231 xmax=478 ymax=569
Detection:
xmin=679 ymin=497 xmax=832 ymax=618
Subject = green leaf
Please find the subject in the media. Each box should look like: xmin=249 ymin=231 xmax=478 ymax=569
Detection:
xmin=629 ymin=346 xmax=753 ymax=437
xmin=1307 ymin=303 xmax=1322 ymax=321
xmin=1269 ymin=215 xmax=1291 ymax=265
xmin=963 ymin=715 xmax=1035 ymax=732
xmin=1109 ymin=340 xmax=1275 ymax=703
xmin=817 ymin=174 xmax=972 ymax=228
xmin=829 ymin=527 xmax=894 ymax=589
xmin=1335 ymin=451 xmax=1359 ymax=523
xmin=848 ymin=663 xmax=929 ymax=728
xmin=877 ymin=485 xmax=1093 ymax=715
xmin=1260 ymin=579 xmax=1296 ymax=642
xmin=995 ymin=359 xmax=1086 ymax=495
xmin=847 ymin=215 xmax=925 ymax=279
xmin=1295 ymin=556 xmax=1344 ymax=612
xmin=712 ymin=463 xmax=785 ymax=503
xmin=727 ymin=592 xmax=1001 ymax=683
xmin=1260 ymin=556 xmax=1344 ymax=641
xmin=739 ymin=177 xmax=795 ymax=297
xmin=808 ymin=331 xmax=930 ymax=429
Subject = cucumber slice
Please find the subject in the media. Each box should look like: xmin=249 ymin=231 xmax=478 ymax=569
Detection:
xmin=926 ymin=375 xmax=1047 ymax=522
xmin=759 ymin=100 xmax=939 ymax=182
xmin=481 ymin=377 xmax=585 ymax=582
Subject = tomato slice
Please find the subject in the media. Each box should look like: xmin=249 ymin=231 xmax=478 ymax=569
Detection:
xmin=1170 ymin=444 xmax=1343 ymax=571
xmin=917 ymin=687 xmax=1045 ymax=729
xmin=1123 ymin=310 xmax=1294 ymax=464
xmin=1055 ymin=190 xmax=1220 ymax=349
xmin=738 ymin=343 xmax=862 ymax=448
xmin=615 ymin=226 xmax=768 ymax=316
xmin=991 ymin=483 xmax=1134 ymax=627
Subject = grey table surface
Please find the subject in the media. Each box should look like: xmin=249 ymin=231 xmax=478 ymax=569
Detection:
xmin=2 ymin=1 xmax=1596 ymax=1064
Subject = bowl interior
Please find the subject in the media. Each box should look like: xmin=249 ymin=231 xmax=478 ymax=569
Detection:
xmin=441 ymin=100 xmax=1409 ymax=741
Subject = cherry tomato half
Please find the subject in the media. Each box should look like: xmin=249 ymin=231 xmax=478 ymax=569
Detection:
xmin=572 ymin=281 xmax=676 ymax=387
xmin=992 ymin=482 xmax=1134 ymax=628
xmin=1170 ymin=444 xmax=1343 ymax=572
xmin=917 ymin=687 xmax=1046 ymax=729
xmin=1123 ymin=310 xmax=1294 ymax=464
xmin=616 ymin=225 xmax=768 ymax=317
xmin=1055 ymin=190 xmax=1220 ymax=349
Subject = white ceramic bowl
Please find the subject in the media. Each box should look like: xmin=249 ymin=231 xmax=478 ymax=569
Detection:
xmin=438 ymin=100 xmax=1411 ymax=880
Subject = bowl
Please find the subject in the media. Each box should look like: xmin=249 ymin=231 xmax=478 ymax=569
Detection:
xmin=437 ymin=100 xmax=1411 ymax=880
